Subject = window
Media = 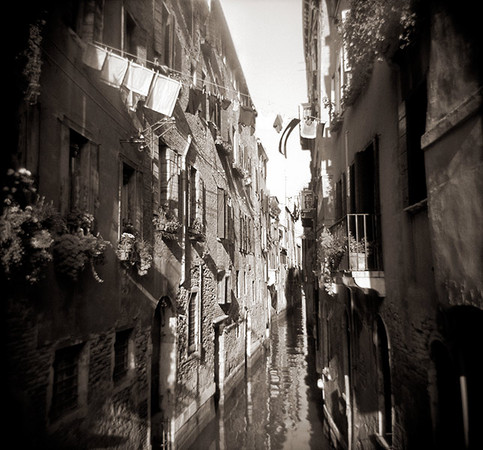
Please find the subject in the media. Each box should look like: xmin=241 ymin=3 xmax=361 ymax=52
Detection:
xmin=188 ymin=292 xmax=199 ymax=354
xmin=159 ymin=144 xmax=180 ymax=213
xmin=68 ymin=128 xmax=99 ymax=214
xmin=217 ymin=187 xmax=226 ymax=239
xmin=113 ymin=329 xmax=132 ymax=382
xmin=51 ymin=344 xmax=84 ymax=420
xmin=121 ymin=161 xmax=142 ymax=233
xmin=153 ymin=4 xmax=181 ymax=71
xmin=188 ymin=166 xmax=205 ymax=230
xmin=218 ymin=271 xmax=231 ymax=305
xmin=405 ymin=80 xmax=427 ymax=205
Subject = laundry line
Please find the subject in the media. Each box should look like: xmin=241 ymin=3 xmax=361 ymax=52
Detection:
xmin=90 ymin=41 xmax=254 ymax=102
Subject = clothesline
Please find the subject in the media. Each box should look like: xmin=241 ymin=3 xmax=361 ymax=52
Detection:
xmin=93 ymin=41 xmax=254 ymax=103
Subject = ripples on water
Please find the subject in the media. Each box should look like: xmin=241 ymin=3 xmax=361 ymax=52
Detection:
xmin=191 ymin=300 xmax=330 ymax=449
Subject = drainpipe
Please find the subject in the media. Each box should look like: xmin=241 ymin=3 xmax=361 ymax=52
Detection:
xmin=179 ymin=135 xmax=192 ymax=286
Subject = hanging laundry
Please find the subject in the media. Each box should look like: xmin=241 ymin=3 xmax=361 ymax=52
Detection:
xmin=120 ymin=86 xmax=144 ymax=112
xmin=100 ymin=52 xmax=129 ymax=88
xmin=300 ymin=118 xmax=317 ymax=139
xmin=82 ymin=42 xmax=107 ymax=70
xmin=123 ymin=62 xmax=155 ymax=96
xmin=221 ymin=97 xmax=231 ymax=110
xmin=239 ymin=105 xmax=256 ymax=127
xmin=145 ymin=73 xmax=181 ymax=117
xmin=300 ymin=136 xmax=316 ymax=151
xmin=185 ymin=88 xmax=203 ymax=114
xmin=273 ymin=114 xmax=283 ymax=133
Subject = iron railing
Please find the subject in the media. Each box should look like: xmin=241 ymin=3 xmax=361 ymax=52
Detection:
xmin=330 ymin=213 xmax=383 ymax=271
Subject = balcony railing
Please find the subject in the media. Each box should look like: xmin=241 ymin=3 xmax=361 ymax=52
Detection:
xmin=330 ymin=213 xmax=383 ymax=271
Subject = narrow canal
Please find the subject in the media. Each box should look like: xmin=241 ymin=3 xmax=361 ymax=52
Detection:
xmin=189 ymin=298 xmax=332 ymax=449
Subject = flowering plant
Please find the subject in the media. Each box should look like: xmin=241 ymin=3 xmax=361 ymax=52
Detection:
xmin=0 ymin=169 xmax=59 ymax=284
xmin=0 ymin=169 xmax=109 ymax=285
xmin=53 ymin=209 xmax=110 ymax=283
xmin=153 ymin=207 xmax=181 ymax=240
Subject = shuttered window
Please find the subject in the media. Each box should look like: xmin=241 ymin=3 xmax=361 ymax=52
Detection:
xmin=217 ymin=187 xmax=226 ymax=239
xmin=69 ymin=129 xmax=99 ymax=215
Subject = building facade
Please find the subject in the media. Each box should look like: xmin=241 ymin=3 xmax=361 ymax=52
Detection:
xmin=3 ymin=1 xmax=290 ymax=448
xmin=301 ymin=0 xmax=482 ymax=448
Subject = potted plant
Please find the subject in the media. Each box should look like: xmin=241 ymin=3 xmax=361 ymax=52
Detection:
xmin=187 ymin=217 xmax=205 ymax=242
xmin=53 ymin=209 xmax=110 ymax=283
xmin=317 ymin=227 xmax=347 ymax=295
xmin=116 ymin=228 xmax=152 ymax=276
xmin=153 ymin=207 xmax=181 ymax=240
xmin=348 ymin=233 xmax=370 ymax=270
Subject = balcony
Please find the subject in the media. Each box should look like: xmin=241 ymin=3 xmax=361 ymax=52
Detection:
xmin=300 ymin=189 xmax=316 ymax=228
xmin=330 ymin=214 xmax=385 ymax=296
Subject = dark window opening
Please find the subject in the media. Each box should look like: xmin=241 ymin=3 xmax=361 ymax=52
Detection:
xmin=51 ymin=344 xmax=83 ymax=420
xmin=406 ymin=80 xmax=428 ymax=205
xmin=113 ymin=329 xmax=131 ymax=382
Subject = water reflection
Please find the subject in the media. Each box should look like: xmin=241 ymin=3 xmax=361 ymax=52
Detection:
xmin=190 ymin=299 xmax=330 ymax=449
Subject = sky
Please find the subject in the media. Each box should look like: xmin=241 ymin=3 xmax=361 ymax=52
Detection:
xmin=219 ymin=0 xmax=311 ymax=206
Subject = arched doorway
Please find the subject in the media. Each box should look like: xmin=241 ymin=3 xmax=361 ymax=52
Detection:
xmin=151 ymin=296 xmax=177 ymax=449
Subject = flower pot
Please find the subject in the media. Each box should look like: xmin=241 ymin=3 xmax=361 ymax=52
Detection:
xmin=349 ymin=252 xmax=367 ymax=270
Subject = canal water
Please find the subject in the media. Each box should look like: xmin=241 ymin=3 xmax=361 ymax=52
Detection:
xmin=189 ymin=298 xmax=331 ymax=449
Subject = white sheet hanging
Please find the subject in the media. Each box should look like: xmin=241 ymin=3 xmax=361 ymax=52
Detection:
xmin=100 ymin=52 xmax=129 ymax=88
xmin=123 ymin=62 xmax=155 ymax=96
xmin=145 ymin=73 xmax=181 ymax=117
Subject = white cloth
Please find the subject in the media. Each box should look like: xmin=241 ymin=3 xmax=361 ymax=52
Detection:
xmin=123 ymin=62 xmax=154 ymax=96
xmin=100 ymin=52 xmax=129 ymax=88
xmin=82 ymin=43 xmax=107 ymax=70
xmin=300 ymin=118 xmax=317 ymax=139
xmin=145 ymin=73 xmax=181 ymax=117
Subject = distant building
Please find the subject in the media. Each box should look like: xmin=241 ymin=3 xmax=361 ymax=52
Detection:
xmin=2 ymin=1 xmax=293 ymax=448
xmin=301 ymin=0 xmax=482 ymax=448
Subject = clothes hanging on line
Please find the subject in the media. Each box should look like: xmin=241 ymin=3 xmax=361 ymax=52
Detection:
xmin=123 ymin=61 xmax=155 ymax=96
xmin=100 ymin=52 xmax=129 ymax=88
xmin=82 ymin=42 xmax=107 ymax=70
xmin=145 ymin=73 xmax=182 ymax=117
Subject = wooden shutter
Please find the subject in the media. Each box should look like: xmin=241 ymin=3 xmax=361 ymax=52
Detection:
xmin=217 ymin=187 xmax=225 ymax=239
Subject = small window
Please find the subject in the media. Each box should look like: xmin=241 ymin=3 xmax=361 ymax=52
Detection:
xmin=51 ymin=344 xmax=83 ymax=420
xmin=217 ymin=187 xmax=226 ymax=239
xmin=188 ymin=292 xmax=199 ymax=354
xmin=121 ymin=162 xmax=142 ymax=233
xmin=113 ymin=329 xmax=132 ymax=382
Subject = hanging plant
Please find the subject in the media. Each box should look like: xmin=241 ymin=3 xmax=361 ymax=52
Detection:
xmin=53 ymin=209 xmax=110 ymax=283
xmin=116 ymin=230 xmax=152 ymax=276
